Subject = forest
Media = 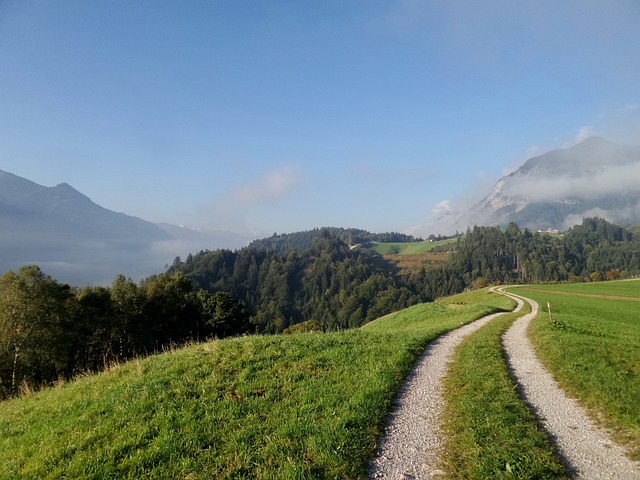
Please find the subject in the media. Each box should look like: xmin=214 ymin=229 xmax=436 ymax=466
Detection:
xmin=1 ymin=217 xmax=639 ymax=399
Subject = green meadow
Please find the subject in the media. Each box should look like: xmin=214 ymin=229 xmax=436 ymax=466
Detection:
xmin=509 ymin=280 xmax=640 ymax=460
xmin=2 ymin=281 xmax=636 ymax=478
xmin=523 ymin=279 xmax=640 ymax=298
xmin=368 ymin=238 xmax=457 ymax=256
xmin=0 ymin=290 xmax=510 ymax=479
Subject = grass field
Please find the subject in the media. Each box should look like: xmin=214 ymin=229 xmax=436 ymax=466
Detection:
xmin=508 ymin=280 xmax=640 ymax=460
xmin=0 ymin=290 xmax=511 ymax=479
xmin=442 ymin=300 xmax=567 ymax=479
xmin=368 ymin=239 xmax=456 ymax=274
xmin=523 ymin=279 xmax=640 ymax=298
xmin=368 ymin=238 xmax=457 ymax=256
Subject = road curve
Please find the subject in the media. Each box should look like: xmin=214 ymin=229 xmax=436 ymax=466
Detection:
xmin=501 ymin=289 xmax=640 ymax=479
xmin=368 ymin=307 xmax=518 ymax=479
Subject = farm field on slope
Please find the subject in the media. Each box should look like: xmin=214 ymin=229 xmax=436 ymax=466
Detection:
xmin=369 ymin=239 xmax=456 ymax=274
xmin=368 ymin=238 xmax=457 ymax=256
xmin=0 ymin=290 xmax=511 ymax=479
xmin=509 ymin=280 xmax=640 ymax=460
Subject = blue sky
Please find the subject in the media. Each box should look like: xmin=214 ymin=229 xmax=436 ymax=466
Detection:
xmin=1 ymin=1 xmax=639 ymax=238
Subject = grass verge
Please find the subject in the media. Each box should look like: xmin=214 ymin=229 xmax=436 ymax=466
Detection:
xmin=511 ymin=284 xmax=640 ymax=460
xmin=441 ymin=300 xmax=568 ymax=479
xmin=0 ymin=290 xmax=510 ymax=479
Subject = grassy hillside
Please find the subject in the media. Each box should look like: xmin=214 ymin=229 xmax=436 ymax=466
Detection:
xmin=368 ymin=238 xmax=457 ymax=256
xmin=3 ymin=282 xmax=635 ymax=478
xmin=368 ymin=239 xmax=456 ymax=275
xmin=508 ymin=280 xmax=640 ymax=460
xmin=0 ymin=290 xmax=511 ymax=479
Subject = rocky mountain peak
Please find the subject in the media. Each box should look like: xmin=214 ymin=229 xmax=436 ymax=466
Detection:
xmin=457 ymin=137 xmax=640 ymax=231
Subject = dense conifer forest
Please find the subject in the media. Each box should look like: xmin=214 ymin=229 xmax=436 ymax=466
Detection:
xmin=1 ymin=218 xmax=639 ymax=399
xmin=246 ymin=227 xmax=422 ymax=254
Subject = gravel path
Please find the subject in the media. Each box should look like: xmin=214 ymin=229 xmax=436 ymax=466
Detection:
xmin=369 ymin=291 xmax=639 ymax=479
xmin=502 ymin=291 xmax=640 ymax=480
xmin=368 ymin=308 xmax=516 ymax=479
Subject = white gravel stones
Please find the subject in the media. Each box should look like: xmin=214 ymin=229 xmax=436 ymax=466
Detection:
xmin=502 ymin=292 xmax=640 ymax=480
xmin=368 ymin=310 xmax=510 ymax=479
xmin=369 ymin=290 xmax=639 ymax=479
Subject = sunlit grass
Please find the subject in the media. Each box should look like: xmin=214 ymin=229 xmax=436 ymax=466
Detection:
xmin=510 ymin=284 xmax=640 ymax=460
xmin=442 ymin=301 xmax=567 ymax=478
xmin=368 ymin=238 xmax=457 ymax=255
xmin=0 ymin=290 xmax=509 ymax=479
xmin=523 ymin=279 xmax=640 ymax=298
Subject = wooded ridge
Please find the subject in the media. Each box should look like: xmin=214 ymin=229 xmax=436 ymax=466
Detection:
xmin=1 ymin=217 xmax=639 ymax=399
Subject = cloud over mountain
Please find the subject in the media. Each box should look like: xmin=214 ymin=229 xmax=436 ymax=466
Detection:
xmin=454 ymin=137 xmax=640 ymax=231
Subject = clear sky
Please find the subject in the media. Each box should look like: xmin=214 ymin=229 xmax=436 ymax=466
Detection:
xmin=1 ymin=1 xmax=639 ymax=238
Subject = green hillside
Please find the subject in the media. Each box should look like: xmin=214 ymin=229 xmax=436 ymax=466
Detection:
xmin=368 ymin=238 xmax=457 ymax=255
xmin=3 ymin=280 xmax=638 ymax=478
xmin=0 ymin=290 xmax=511 ymax=479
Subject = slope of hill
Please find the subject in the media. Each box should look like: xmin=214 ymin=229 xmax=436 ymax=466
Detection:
xmin=368 ymin=239 xmax=457 ymax=275
xmin=247 ymin=227 xmax=420 ymax=254
xmin=458 ymin=137 xmax=640 ymax=231
xmin=0 ymin=289 xmax=511 ymax=479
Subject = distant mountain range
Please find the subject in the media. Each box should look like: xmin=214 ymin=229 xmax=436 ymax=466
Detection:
xmin=3 ymin=136 xmax=638 ymax=284
xmin=456 ymin=137 xmax=640 ymax=231
xmin=0 ymin=170 xmax=252 ymax=285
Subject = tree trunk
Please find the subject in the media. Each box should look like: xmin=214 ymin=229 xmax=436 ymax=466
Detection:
xmin=11 ymin=342 xmax=19 ymax=396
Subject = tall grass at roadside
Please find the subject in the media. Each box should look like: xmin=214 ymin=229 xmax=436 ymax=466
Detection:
xmin=441 ymin=301 xmax=568 ymax=479
xmin=512 ymin=285 xmax=640 ymax=460
xmin=0 ymin=290 xmax=510 ymax=479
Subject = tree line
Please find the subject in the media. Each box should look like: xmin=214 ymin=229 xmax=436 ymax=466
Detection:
xmin=0 ymin=267 xmax=248 ymax=399
xmin=1 ymin=218 xmax=638 ymax=399
xmin=246 ymin=227 xmax=422 ymax=254
xmin=168 ymin=231 xmax=445 ymax=334
xmin=449 ymin=218 xmax=640 ymax=286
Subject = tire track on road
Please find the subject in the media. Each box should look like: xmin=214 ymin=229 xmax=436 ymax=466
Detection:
xmin=368 ymin=306 xmax=519 ymax=479
xmin=501 ymin=290 xmax=640 ymax=479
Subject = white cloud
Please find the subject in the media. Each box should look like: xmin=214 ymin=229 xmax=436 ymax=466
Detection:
xmin=573 ymin=126 xmax=595 ymax=144
xmin=560 ymin=202 xmax=640 ymax=231
xmin=230 ymin=165 xmax=304 ymax=206
xmin=206 ymin=165 xmax=306 ymax=232
xmin=503 ymin=162 xmax=640 ymax=202
xmin=408 ymin=193 xmax=487 ymax=236
xmin=431 ymin=199 xmax=453 ymax=216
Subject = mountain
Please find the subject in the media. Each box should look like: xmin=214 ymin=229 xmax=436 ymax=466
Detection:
xmin=0 ymin=170 xmax=253 ymax=285
xmin=0 ymin=170 xmax=179 ymax=284
xmin=458 ymin=137 xmax=640 ymax=231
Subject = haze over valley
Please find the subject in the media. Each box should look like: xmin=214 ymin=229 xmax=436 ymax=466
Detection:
xmin=0 ymin=170 xmax=252 ymax=284
xmin=2 ymin=136 xmax=639 ymax=285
